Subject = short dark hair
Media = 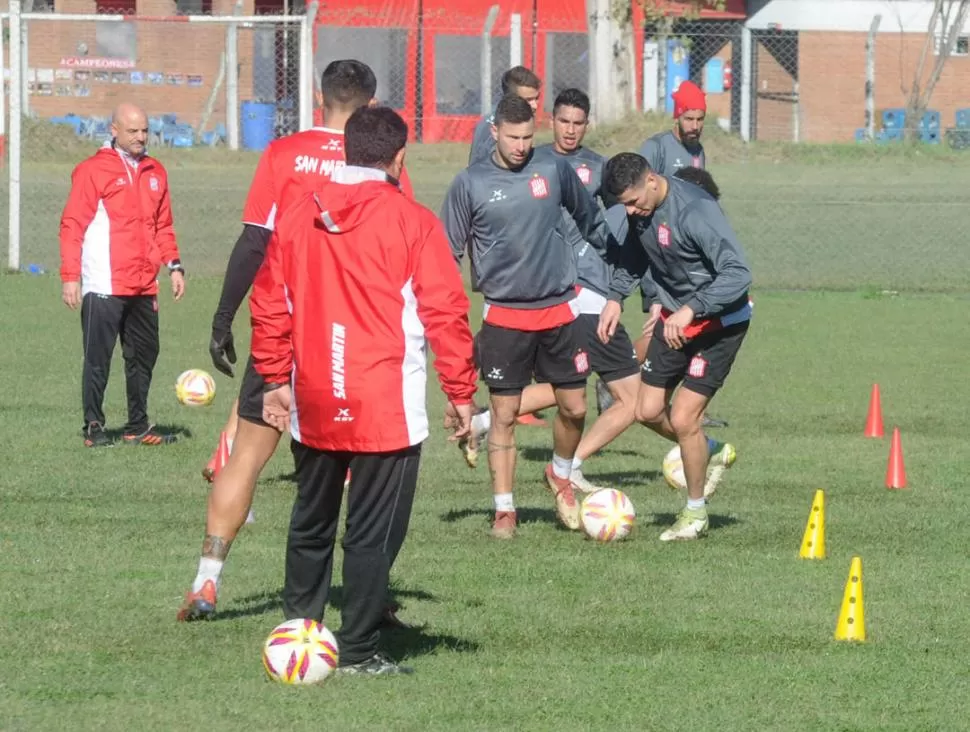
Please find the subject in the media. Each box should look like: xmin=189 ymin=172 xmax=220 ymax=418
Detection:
xmin=673 ymin=167 xmax=720 ymax=200
xmin=345 ymin=106 xmax=408 ymax=168
xmin=501 ymin=66 xmax=541 ymax=94
xmin=604 ymin=152 xmax=651 ymax=199
xmin=553 ymin=88 xmax=590 ymax=118
xmin=494 ymin=94 xmax=534 ymax=126
xmin=320 ymin=59 xmax=377 ymax=111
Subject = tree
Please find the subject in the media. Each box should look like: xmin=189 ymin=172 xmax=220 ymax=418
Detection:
xmin=903 ymin=0 xmax=970 ymax=140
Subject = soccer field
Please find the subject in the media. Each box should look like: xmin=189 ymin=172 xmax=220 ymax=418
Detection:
xmin=2 ymin=136 xmax=969 ymax=729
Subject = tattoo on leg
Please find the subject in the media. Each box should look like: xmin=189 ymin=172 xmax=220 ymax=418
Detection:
xmin=201 ymin=534 xmax=232 ymax=561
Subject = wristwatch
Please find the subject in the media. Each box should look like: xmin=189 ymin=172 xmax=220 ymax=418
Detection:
xmin=167 ymin=259 xmax=185 ymax=275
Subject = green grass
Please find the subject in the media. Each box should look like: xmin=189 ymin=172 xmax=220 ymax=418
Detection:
xmin=2 ymin=274 xmax=970 ymax=730
xmin=2 ymin=128 xmax=970 ymax=729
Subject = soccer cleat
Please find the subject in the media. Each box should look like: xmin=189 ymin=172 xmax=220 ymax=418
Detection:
xmin=337 ymin=652 xmax=414 ymax=676
xmin=202 ymin=450 xmax=218 ymax=482
xmin=176 ymin=579 xmax=217 ymax=621
xmin=516 ymin=412 xmax=548 ymax=427
xmin=123 ymin=424 xmax=177 ymax=446
xmin=570 ymin=468 xmax=607 ymax=494
xmin=344 ymin=469 xmax=351 ymax=490
xmin=594 ymin=377 xmax=615 ymax=415
xmin=704 ymin=442 xmax=737 ymax=499
xmin=659 ymin=507 xmax=710 ymax=542
xmin=702 ymin=413 xmax=729 ymax=428
xmin=543 ymin=465 xmax=582 ymax=530
xmin=491 ymin=510 xmax=517 ymax=539
xmin=83 ymin=421 xmax=113 ymax=448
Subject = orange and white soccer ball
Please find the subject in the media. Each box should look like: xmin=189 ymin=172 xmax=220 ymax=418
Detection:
xmin=262 ymin=618 xmax=339 ymax=685
xmin=175 ymin=369 xmax=216 ymax=407
xmin=580 ymin=488 xmax=636 ymax=542
xmin=662 ymin=444 xmax=688 ymax=490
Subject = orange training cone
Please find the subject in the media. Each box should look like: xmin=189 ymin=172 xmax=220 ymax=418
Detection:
xmin=834 ymin=556 xmax=866 ymax=642
xmin=885 ymin=427 xmax=907 ymax=489
xmin=798 ymin=489 xmax=826 ymax=559
xmin=864 ymin=384 xmax=884 ymax=438
xmin=213 ymin=431 xmax=231 ymax=480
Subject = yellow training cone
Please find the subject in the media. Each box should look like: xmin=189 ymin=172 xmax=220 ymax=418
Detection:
xmin=799 ymin=489 xmax=826 ymax=559
xmin=834 ymin=556 xmax=866 ymax=642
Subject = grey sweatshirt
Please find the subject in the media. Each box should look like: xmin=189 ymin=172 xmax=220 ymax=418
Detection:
xmin=608 ymin=176 xmax=751 ymax=319
xmin=639 ymin=130 xmax=705 ymax=174
xmin=468 ymin=114 xmax=496 ymax=166
xmin=441 ymin=149 xmax=613 ymax=310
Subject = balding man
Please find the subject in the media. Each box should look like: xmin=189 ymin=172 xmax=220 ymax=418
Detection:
xmin=60 ymin=103 xmax=185 ymax=447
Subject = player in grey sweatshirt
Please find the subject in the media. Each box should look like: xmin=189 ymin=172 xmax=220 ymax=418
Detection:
xmin=441 ymin=93 xmax=614 ymax=540
xmin=598 ymin=152 xmax=752 ymax=542
xmin=467 ymin=66 xmax=541 ymax=166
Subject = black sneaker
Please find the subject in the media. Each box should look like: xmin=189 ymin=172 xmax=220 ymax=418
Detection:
xmin=122 ymin=424 xmax=177 ymax=446
xmin=83 ymin=422 xmax=113 ymax=448
xmin=701 ymin=413 xmax=730 ymax=429
xmin=594 ymin=377 xmax=615 ymax=415
xmin=337 ymin=652 xmax=414 ymax=676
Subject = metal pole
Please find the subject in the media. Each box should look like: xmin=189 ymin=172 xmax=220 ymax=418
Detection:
xmin=415 ymin=0 xmax=424 ymax=141
xmin=740 ymin=24 xmax=752 ymax=142
xmin=792 ymin=80 xmax=799 ymax=142
xmin=9 ymin=0 xmax=22 ymax=272
xmin=299 ymin=1 xmax=318 ymax=131
xmin=865 ymin=14 xmax=882 ymax=141
xmin=226 ymin=0 xmax=242 ymax=150
xmin=510 ymin=13 xmax=522 ymax=66
xmin=481 ymin=5 xmax=499 ymax=117
xmin=0 ymin=15 xmax=6 ymax=146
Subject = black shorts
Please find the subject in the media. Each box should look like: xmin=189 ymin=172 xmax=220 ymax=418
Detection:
xmin=474 ymin=320 xmax=590 ymax=394
xmin=237 ymin=356 xmax=270 ymax=426
xmin=575 ymin=313 xmax=640 ymax=383
xmin=641 ymin=319 xmax=749 ymax=397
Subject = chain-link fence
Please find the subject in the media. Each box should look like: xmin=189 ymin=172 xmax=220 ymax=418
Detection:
xmin=3 ymin=2 xmax=969 ymax=291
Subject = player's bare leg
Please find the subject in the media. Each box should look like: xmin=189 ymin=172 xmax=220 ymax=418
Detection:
xmin=570 ymin=373 xmax=639 ymax=492
xmin=178 ymin=419 xmax=282 ymax=620
xmin=543 ymin=385 xmax=585 ymax=530
xmin=202 ymin=398 xmax=242 ymax=481
xmin=459 ymin=383 xmax=557 ymax=468
xmin=488 ymin=393 xmax=521 ymax=539
xmin=659 ymin=388 xmax=713 ymax=541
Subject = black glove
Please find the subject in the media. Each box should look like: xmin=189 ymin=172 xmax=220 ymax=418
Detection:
xmin=209 ymin=330 xmax=237 ymax=377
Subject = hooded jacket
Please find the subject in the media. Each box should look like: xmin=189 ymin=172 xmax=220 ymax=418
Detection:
xmin=250 ymin=166 xmax=477 ymax=453
xmin=59 ymin=141 xmax=180 ymax=296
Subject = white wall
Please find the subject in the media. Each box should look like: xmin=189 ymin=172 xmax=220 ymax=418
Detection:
xmin=747 ymin=0 xmax=968 ymax=34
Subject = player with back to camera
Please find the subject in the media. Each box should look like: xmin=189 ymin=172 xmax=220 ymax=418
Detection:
xmin=441 ymin=93 xmax=617 ymax=540
xmin=177 ymin=60 xmax=415 ymax=625
xmin=598 ymin=152 xmax=751 ymax=542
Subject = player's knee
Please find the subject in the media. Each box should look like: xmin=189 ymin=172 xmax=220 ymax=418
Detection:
xmin=669 ymin=407 xmax=703 ymax=438
xmin=634 ymin=398 xmax=666 ymax=425
xmin=555 ymin=387 xmax=587 ymax=422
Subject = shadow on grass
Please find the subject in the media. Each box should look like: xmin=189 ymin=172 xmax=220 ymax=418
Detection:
xmin=643 ymin=512 xmax=741 ymax=530
xmin=216 ymin=586 xmax=438 ymax=622
xmin=102 ymin=423 xmax=193 ymax=442
xmin=439 ymin=506 xmax=567 ymax=530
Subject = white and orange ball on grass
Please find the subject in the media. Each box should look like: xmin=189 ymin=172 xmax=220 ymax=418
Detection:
xmin=580 ymin=488 xmax=636 ymax=542
xmin=662 ymin=444 xmax=688 ymax=491
xmin=175 ymin=368 xmax=216 ymax=407
xmin=262 ymin=618 xmax=339 ymax=685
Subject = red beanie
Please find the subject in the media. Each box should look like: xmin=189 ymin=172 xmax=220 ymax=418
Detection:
xmin=672 ymin=80 xmax=706 ymax=118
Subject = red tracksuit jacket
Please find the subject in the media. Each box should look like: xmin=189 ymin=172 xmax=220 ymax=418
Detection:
xmin=59 ymin=141 xmax=180 ymax=296
xmin=250 ymin=166 xmax=477 ymax=453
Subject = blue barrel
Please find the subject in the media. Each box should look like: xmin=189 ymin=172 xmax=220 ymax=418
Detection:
xmin=241 ymin=101 xmax=276 ymax=151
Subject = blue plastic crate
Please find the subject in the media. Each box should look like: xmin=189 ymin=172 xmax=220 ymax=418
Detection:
xmin=956 ymin=108 xmax=970 ymax=129
xmin=855 ymin=128 xmax=870 ymax=142
xmin=921 ymin=110 xmax=941 ymax=130
xmin=920 ymin=129 xmax=941 ymax=145
xmin=882 ymin=108 xmax=906 ymax=128
xmin=878 ymin=127 xmax=905 ymax=143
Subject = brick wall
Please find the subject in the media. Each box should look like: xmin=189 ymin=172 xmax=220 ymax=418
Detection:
xmin=18 ymin=0 xmax=260 ymax=130
xmin=798 ymin=30 xmax=970 ymax=142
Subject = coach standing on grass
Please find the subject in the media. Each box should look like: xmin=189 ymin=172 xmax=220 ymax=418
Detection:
xmin=250 ymin=106 xmax=477 ymax=676
xmin=60 ymin=102 xmax=184 ymax=448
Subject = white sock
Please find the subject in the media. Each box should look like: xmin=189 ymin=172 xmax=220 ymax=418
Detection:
xmin=686 ymin=497 xmax=706 ymax=511
xmin=552 ymin=454 xmax=572 ymax=480
xmin=192 ymin=557 xmax=224 ymax=593
xmin=472 ymin=411 xmax=491 ymax=432
xmin=494 ymin=493 xmax=515 ymax=512
xmin=571 ymin=456 xmax=583 ymax=471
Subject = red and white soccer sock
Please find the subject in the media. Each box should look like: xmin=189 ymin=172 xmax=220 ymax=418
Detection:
xmin=192 ymin=558 xmax=224 ymax=593
xmin=551 ymin=454 xmax=573 ymax=480
xmin=494 ymin=493 xmax=515 ymax=513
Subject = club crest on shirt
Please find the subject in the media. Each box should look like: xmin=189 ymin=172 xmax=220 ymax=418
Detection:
xmin=575 ymin=165 xmax=591 ymax=185
xmin=149 ymin=176 xmax=159 ymax=192
xmin=692 ymin=156 xmax=702 ymax=168
xmin=657 ymin=223 xmax=671 ymax=248
xmin=529 ymin=175 xmax=549 ymax=199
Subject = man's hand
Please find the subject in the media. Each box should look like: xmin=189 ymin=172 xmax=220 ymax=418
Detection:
xmin=209 ymin=331 xmax=238 ymax=378
xmin=62 ymin=281 xmax=81 ymax=311
xmin=447 ymin=402 xmax=474 ymax=442
xmin=663 ymin=305 xmax=694 ymax=350
xmin=597 ymin=301 xmax=622 ymax=344
xmin=642 ymin=303 xmax=663 ymax=338
xmin=262 ymin=384 xmax=291 ymax=433
xmin=171 ymin=271 xmax=185 ymax=301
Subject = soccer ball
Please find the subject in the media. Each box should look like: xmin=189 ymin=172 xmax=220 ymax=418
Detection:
xmin=580 ymin=488 xmax=636 ymax=542
xmin=662 ymin=444 xmax=687 ymax=491
xmin=262 ymin=618 xmax=339 ymax=685
xmin=175 ymin=369 xmax=216 ymax=407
